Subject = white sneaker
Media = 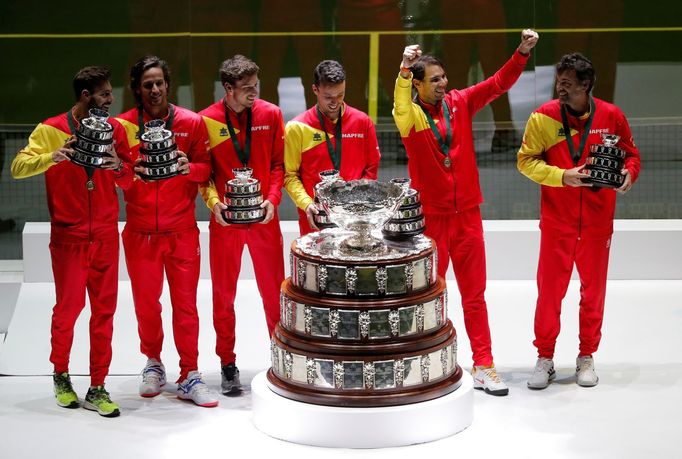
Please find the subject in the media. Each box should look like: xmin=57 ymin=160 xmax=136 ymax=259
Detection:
xmin=576 ymin=355 xmax=599 ymax=387
xmin=471 ymin=365 xmax=509 ymax=396
xmin=177 ymin=371 xmax=219 ymax=407
xmin=139 ymin=358 xmax=166 ymax=397
xmin=527 ymin=357 xmax=556 ymax=390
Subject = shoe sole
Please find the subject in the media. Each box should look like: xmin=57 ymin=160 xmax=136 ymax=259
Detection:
xmin=527 ymin=371 xmax=556 ymax=390
xmin=473 ymin=386 xmax=509 ymax=396
xmin=221 ymin=386 xmax=243 ymax=396
xmin=576 ymin=376 xmax=599 ymax=387
xmin=83 ymin=401 xmax=121 ymax=418
xmin=139 ymin=382 xmax=166 ymax=398
xmin=56 ymin=400 xmax=80 ymax=409
xmin=176 ymin=396 xmax=219 ymax=408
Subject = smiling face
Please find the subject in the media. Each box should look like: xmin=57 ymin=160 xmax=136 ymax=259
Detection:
xmin=313 ymin=81 xmax=346 ymax=121
xmin=86 ymin=81 xmax=114 ymax=112
xmin=414 ymin=64 xmax=448 ymax=105
xmin=137 ymin=66 xmax=168 ymax=113
xmin=225 ymin=73 xmax=259 ymax=112
xmin=556 ymin=69 xmax=590 ymax=112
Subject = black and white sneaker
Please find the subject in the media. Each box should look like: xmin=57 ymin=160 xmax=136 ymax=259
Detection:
xmin=221 ymin=363 xmax=242 ymax=395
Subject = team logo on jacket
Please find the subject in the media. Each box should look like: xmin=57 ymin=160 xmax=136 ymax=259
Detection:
xmin=342 ymin=133 xmax=364 ymax=139
xmin=219 ymin=127 xmax=229 ymax=136
xmin=313 ymin=132 xmax=322 ymax=141
xmin=558 ymin=127 xmax=566 ymax=137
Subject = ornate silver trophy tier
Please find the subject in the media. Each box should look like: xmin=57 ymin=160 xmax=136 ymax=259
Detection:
xmin=583 ymin=133 xmax=627 ymax=188
xmin=138 ymin=119 xmax=180 ymax=180
xmin=316 ymin=179 xmax=405 ymax=254
xmin=382 ymin=177 xmax=426 ymax=241
xmin=312 ymin=169 xmax=340 ymax=230
xmin=268 ymin=178 xmax=462 ymax=407
xmin=70 ymin=108 xmax=115 ymax=168
xmin=222 ymin=167 xmax=266 ymax=224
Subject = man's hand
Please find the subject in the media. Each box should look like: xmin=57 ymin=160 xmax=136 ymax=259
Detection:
xmin=260 ymin=199 xmax=275 ymax=224
xmin=177 ymin=150 xmax=190 ymax=175
xmin=617 ymin=169 xmax=633 ymax=194
xmin=562 ymin=165 xmax=593 ymax=187
xmin=213 ymin=202 xmax=230 ymax=226
xmin=101 ymin=143 xmax=123 ymax=171
xmin=53 ymin=137 xmax=75 ymax=163
xmin=517 ymin=29 xmax=539 ymax=54
xmin=305 ymin=203 xmax=320 ymax=231
xmin=401 ymin=44 xmax=422 ymax=71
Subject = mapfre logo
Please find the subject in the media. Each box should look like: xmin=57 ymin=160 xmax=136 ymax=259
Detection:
xmin=174 ymin=132 xmax=189 ymax=137
xmin=342 ymin=133 xmax=364 ymax=139
xmin=251 ymin=125 xmax=271 ymax=132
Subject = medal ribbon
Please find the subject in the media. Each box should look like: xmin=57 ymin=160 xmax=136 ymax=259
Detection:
xmin=67 ymin=110 xmax=95 ymax=188
xmin=419 ymin=99 xmax=452 ymax=156
xmin=224 ymin=101 xmax=252 ymax=166
xmin=560 ymin=97 xmax=596 ymax=164
xmin=316 ymin=106 xmax=342 ymax=170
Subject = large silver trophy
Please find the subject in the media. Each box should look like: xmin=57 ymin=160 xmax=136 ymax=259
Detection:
xmin=70 ymin=108 xmax=115 ymax=168
xmin=138 ymin=119 xmax=180 ymax=180
xmin=267 ymin=178 xmax=464 ymax=410
xmin=316 ymin=179 xmax=405 ymax=254
xmin=222 ymin=167 xmax=266 ymax=224
xmin=583 ymin=134 xmax=626 ymax=188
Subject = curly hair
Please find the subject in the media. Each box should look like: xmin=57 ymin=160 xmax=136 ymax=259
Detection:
xmin=72 ymin=66 xmax=111 ymax=101
xmin=220 ymin=55 xmax=260 ymax=86
xmin=313 ymin=60 xmax=346 ymax=86
xmin=556 ymin=53 xmax=596 ymax=93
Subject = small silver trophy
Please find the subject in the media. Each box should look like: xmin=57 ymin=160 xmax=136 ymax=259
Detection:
xmin=222 ymin=167 xmax=266 ymax=224
xmin=313 ymin=169 xmax=341 ymax=230
xmin=138 ymin=119 xmax=180 ymax=180
xmin=584 ymin=133 xmax=626 ymax=188
xmin=70 ymin=108 xmax=115 ymax=168
xmin=382 ymin=178 xmax=425 ymax=241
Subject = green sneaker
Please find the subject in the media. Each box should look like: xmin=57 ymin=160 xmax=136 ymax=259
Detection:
xmin=53 ymin=372 xmax=79 ymax=409
xmin=84 ymin=385 xmax=120 ymax=418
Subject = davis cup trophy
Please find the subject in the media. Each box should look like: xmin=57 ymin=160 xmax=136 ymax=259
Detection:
xmin=222 ymin=167 xmax=266 ymax=224
xmin=255 ymin=178 xmax=472 ymax=447
xmin=138 ymin=119 xmax=180 ymax=180
xmin=70 ymin=108 xmax=115 ymax=168
xmin=583 ymin=133 xmax=627 ymax=188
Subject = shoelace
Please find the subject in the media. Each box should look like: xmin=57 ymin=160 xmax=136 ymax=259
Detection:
xmin=54 ymin=374 xmax=74 ymax=392
xmin=142 ymin=364 xmax=164 ymax=383
xmin=88 ymin=387 xmax=112 ymax=404
xmin=181 ymin=376 xmax=210 ymax=396
xmin=481 ymin=368 xmax=502 ymax=384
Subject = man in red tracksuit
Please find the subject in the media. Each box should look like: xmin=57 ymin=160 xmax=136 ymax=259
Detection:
xmin=284 ymin=60 xmax=381 ymax=235
xmin=519 ymin=53 xmax=640 ymax=390
xmin=11 ymin=66 xmax=130 ymax=417
xmin=116 ymin=55 xmax=218 ymax=407
xmin=198 ymin=55 xmax=285 ymax=394
xmin=393 ymin=30 xmax=539 ymax=396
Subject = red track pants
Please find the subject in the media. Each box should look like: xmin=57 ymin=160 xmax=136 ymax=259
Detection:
xmin=210 ymin=218 xmax=284 ymax=365
xmin=122 ymin=227 xmax=200 ymax=381
xmin=49 ymin=238 xmax=119 ymax=386
xmin=534 ymin=230 xmax=611 ymax=358
xmin=423 ymin=207 xmax=493 ymax=366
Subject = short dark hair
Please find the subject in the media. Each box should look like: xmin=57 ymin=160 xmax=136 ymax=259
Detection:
xmin=72 ymin=66 xmax=111 ymax=101
xmin=411 ymin=55 xmax=445 ymax=81
xmin=220 ymin=55 xmax=260 ymax=86
xmin=129 ymin=55 xmax=171 ymax=107
xmin=313 ymin=60 xmax=346 ymax=86
xmin=556 ymin=52 xmax=596 ymax=93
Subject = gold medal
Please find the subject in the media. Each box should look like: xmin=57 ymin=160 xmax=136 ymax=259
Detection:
xmin=443 ymin=157 xmax=451 ymax=168
xmin=86 ymin=180 xmax=95 ymax=191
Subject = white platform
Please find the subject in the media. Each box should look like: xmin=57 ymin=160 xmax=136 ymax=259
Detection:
xmin=0 ymin=279 xmax=680 ymax=458
xmin=20 ymin=220 xmax=682 ymax=282
xmin=251 ymin=371 xmax=474 ymax=448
